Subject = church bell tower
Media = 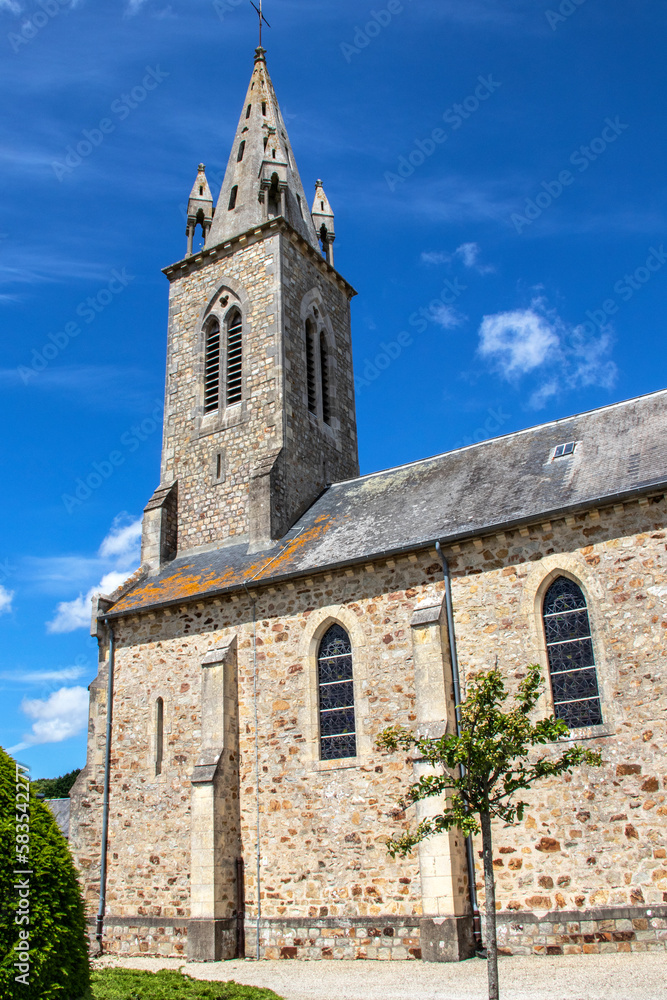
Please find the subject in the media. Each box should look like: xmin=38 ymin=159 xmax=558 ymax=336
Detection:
xmin=142 ymin=46 xmax=359 ymax=568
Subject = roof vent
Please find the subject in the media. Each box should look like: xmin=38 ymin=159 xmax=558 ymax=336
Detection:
xmin=553 ymin=442 xmax=576 ymax=459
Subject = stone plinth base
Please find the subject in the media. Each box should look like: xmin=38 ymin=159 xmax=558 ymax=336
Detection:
xmin=187 ymin=919 xmax=237 ymax=961
xmin=496 ymin=904 xmax=667 ymax=956
xmin=420 ymin=915 xmax=475 ymax=962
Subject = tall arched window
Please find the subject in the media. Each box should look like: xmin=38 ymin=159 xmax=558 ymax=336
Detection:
xmin=318 ymin=624 xmax=357 ymax=760
xmin=225 ymin=309 xmax=243 ymax=405
xmin=543 ymin=577 xmax=603 ymax=729
xmin=204 ymin=319 xmax=221 ymax=413
xmin=320 ymin=333 xmax=331 ymax=425
xmin=305 ymin=319 xmax=317 ymax=415
xmin=155 ymin=698 xmax=164 ymax=776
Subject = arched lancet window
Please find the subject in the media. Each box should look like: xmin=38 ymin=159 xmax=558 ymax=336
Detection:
xmin=305 ymin=319 xmax=317 ymax=415
xmin=228 ymin=185 xmax=238 ymax=211
xmin=155 ymin=698 xmax=164 ymax=776
xmin=543 ymin=577 xmax=603 ymax=729
xmin=204 ymin=319 xmax=221 ymax=413
xmin=318 ymin=624 xmax=357 ymax=760
xmin=225 ymin=309 xmax=243 ymax=405
xmin=319 ymin=332 xmax=331 ymax=425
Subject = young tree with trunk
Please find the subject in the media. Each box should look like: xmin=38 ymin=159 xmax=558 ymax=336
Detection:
xmin=376 ymin=664 xmax=602 ymax=1000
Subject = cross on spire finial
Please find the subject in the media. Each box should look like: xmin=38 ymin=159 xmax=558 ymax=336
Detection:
xmin=250 ymin=0 xmax=271 ymax=48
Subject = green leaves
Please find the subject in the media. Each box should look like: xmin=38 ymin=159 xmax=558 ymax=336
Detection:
xmin=377 ymin=664 xmax=603 ymax=852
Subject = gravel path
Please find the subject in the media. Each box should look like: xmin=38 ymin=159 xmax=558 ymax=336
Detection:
xmin=94 ymin=952 xmax=667 ymax=999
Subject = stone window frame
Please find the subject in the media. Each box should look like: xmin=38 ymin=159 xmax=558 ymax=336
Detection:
xmin=300 ymin=605 xmax=372 ymax=772
xmin=522 ymin=555 xmax=615 ymax=739
xmin=195 ymin=279 xmax=251 ymax=439
xmin=299 ymin=289 xmax=339 ymax=439
xmin=147 ymin=688 xmax=173 ymax=784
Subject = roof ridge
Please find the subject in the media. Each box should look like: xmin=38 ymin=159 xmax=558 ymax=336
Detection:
xmin=331 ymin=387 xmax=667 ymax=489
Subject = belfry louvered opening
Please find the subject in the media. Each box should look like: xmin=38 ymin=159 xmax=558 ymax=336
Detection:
xmin=204 ymin=319 xmax=221 ymax=413
xmin=305 ymin=319 xmax=317 ymax=414
xmin=225 ymin=309 xmax=243 ymax=405
xmin=318 ymin=624 xmax=357 ymax=761
xmin=543 ymin=577 xmax=603 ymax=729
xmin=320 ymin=333 xmax=331 ymax=425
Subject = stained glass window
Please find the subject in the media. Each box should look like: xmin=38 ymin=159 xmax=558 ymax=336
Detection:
xmin=543 ymin=577 xmax=603 ymax=729
xmin=318 ymin=624 xmax=357 ymax=760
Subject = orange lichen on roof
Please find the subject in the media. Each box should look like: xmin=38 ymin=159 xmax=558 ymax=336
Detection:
xmin=109 ymin=514 xmax=333 ymax=616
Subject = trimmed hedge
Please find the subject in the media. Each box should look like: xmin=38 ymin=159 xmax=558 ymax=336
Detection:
xmin=0 ymin=746 xmax=91 ymax=1000
xmin=91 ymin=969 xmax=284 ymax=999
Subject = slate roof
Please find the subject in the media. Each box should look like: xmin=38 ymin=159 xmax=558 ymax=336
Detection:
xmin=45 ymin=798 xmax=70 ymax=839
xmin=109 ymin=389 xmax=667 ymax=617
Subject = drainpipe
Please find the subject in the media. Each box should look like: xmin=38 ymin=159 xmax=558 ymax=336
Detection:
xmin=96 ymin=618 xmax=115 ymax=948
xmin=435 ymin=542 xmax=484 ymax=955
xmin=243 ymin=584 xmax=262 ymax=961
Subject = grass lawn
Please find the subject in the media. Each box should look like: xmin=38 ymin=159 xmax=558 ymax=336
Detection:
xmin=91 ymin=968 xmax=285 ymax=1000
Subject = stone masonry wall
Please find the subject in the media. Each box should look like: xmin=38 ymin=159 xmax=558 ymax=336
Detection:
xmin=159 ymin=225 xmax=358 ymax=554
xmin=71 ymin=494 xmax=667 ymax=958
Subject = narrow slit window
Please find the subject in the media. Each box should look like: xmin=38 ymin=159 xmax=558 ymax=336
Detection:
xmin=204 ymin=319 xmax=221 ymax=413
xmin=226 ymin=309 xmax=243 ymax=406
xmin=262 ymin=101 xmax=267 ymax=116
xmin=228 ymin=185 xmax=238 ymax=210
xmin=318 ymin=624 xmax=357 ymax=761
xmin=199 ymin=185 xmax=204 ymax=195
xmin=320 ymin=332 xmax=331 ymax=425
xmin=155 ymin=698 xmax=164 ymax=776
xmin=272 ymin=149 xmax=276 ymax=159
xmin=246 ymin=104 xmax=252 ymax=119
xmin=263 ymin=136 xmax=269 ymax=152
xmin=237 ymin=140 xmax=246 ymax=162
xmin=305 ymin=319 xmax=317 ymax=414
xmin=543 ymin=577 xmax=603 ymax=729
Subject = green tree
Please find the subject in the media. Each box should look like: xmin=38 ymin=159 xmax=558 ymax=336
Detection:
xmin=31 ymin=769 xmax=81 ymax=800
xmin=376 ymin=664 xmax=602 ymax=1000
xmin=0 ymin=746 xmax=91 ymax=1000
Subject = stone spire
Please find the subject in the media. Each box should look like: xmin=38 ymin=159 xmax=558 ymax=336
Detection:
xmin=311 ymin=179 xmax=335 ymax=266
xmin=206 ymin=47 xmax=319 ymax=250
xmin=186 ymin=164 xmax=214 ymax=256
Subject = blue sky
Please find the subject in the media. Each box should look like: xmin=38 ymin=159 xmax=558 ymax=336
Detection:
xmin=1 ymin=0 xmax=665 ymax=778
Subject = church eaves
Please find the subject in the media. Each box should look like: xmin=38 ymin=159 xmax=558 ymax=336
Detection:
xmin=206 ymin=46 xmax=319 ymax=250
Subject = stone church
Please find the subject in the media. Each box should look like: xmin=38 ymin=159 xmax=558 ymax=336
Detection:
xmin=70 ymin=45 xmax=667 ymax=962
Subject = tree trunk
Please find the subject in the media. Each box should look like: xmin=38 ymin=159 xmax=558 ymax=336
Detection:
xmin=480 ymin=810 xmax=499 ymax=1000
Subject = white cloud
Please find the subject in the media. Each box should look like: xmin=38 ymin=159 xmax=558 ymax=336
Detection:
xmin=40 ymin=514 xmax=142 ymax=632
xmin=477 ymin=298 xmax=617 ymax=407
xmin=0 ymin=0 xmax=22 ymax=13
xmin=478 ymin=307 xmax=559 ymax=379
xmin=430 ymin=303 xmax=465 ymax=330
xmin=46 ymin=571 xmax=130 ymax=634
xmin=0 ymin=584 xmax=13 ymax=615
xmin=421 ymin=242 xmax=495 ymax=274
xmin=99 ymin=516 xmax=142 ymax=562
xmin=126 ymin=0 xmax=148 ymax=12
xmin=20 ymin=687 xmax=89 ymax=745
xmin=455 ymin=242 xmax=495 ymax=274
xmin=421 ymin=250 xmax=450 ymax=266
xmin=0 ymin=666 xmax=86 ymax=685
